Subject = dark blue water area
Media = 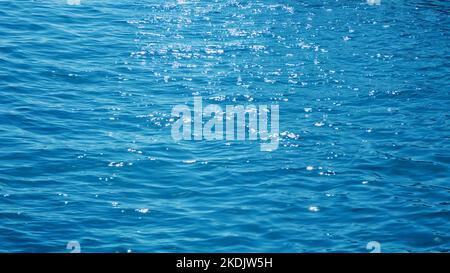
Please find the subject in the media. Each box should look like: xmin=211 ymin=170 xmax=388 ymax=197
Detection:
xmin=0 ymin=0 xmax=449 ymax=252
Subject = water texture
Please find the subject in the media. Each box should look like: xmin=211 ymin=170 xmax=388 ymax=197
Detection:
xmin=0 ymin=0 xmax=449 ymax=252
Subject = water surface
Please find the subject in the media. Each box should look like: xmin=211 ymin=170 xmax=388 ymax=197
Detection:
xmin=0 ymin=0 xmax=449 ymax=252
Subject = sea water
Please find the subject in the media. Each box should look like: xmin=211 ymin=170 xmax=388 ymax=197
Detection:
xmin=0 ymin=0 xmax=449 ymax=252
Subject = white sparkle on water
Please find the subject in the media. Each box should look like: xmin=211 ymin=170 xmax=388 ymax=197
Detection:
xmin=135 ymin=208 xmax=150 ymax=214
xmin=367 ymin=0 xmax=381 ymax=6
xmin=67 ymin=0 xmax=81 ymax=5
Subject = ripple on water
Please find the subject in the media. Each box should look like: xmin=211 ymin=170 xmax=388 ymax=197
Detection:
xmin=0 ymin=0 xmax=448 ymax=253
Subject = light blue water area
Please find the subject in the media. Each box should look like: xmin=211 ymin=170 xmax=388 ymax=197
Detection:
xmin=0 ymin=0 xmax=449 ymax=252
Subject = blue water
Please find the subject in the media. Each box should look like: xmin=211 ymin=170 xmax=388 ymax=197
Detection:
xmin=0 ymin=0 xmax=449 ymax=253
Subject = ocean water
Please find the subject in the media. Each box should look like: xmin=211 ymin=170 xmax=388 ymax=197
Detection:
xmin=0 ymin=0 xmax=449 ymax=253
